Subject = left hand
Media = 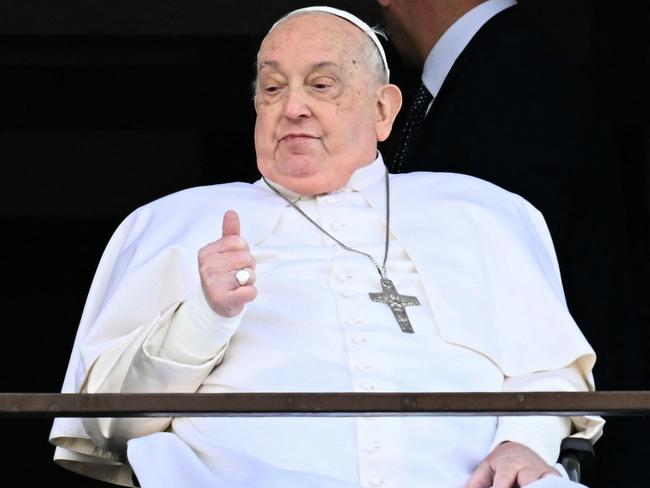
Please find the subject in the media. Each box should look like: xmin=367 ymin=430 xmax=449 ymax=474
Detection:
xmin=465 ymin=441 xmax=561 ymax=488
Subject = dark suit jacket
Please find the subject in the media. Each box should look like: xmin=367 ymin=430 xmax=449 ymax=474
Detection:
xmin=405 ymin=4 xmax=641 ymax=389
xmin=398 ymin=6 xmax=644 ymax=485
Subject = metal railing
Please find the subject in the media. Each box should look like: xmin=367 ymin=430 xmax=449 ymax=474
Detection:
xmin=2 ymin=391 xmax=649 ymax=417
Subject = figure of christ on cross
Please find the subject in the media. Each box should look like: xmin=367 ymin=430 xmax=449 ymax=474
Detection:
xmin=369 ymin=278 xmax=420 ymax=333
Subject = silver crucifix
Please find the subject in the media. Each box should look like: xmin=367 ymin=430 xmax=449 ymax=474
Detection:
xmin=369 ymin=278 xmax=420 ymax=333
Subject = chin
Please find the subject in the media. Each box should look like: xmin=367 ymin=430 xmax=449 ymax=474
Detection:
xmin=273 ymin=157 xmax=321 ymax=181
xmin=259 ymin=156 xmax=345 ymax=195
xmin=283 ymin=172 xmax=348 ymax=195
xmin=281 ymin=155 xmax=321 ymax=174
xmin=281 ymin=177 xmax=329 ymax=196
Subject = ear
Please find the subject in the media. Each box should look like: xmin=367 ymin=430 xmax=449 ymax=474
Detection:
xmin=376 ymin=0 xmax=391 ymax=7
xmin=375 ymin=84 xmax=403 ymax=142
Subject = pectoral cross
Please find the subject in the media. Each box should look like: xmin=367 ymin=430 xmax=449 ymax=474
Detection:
xmin=369 ymin=278 xmax=420 ymax=333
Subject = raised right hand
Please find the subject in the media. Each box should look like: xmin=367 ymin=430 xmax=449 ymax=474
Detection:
xmin=198 ymin=210 xmax=257 ymax=317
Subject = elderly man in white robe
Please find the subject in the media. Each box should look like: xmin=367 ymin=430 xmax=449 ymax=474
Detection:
xmin=50 ymin=6 xmax=602 ymax=488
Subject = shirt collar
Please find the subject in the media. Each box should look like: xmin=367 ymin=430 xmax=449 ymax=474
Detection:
xmin=254 ymin=153 xmax=387 ymax=199
xmin=422 ymin=0 xmax=516 ymax=97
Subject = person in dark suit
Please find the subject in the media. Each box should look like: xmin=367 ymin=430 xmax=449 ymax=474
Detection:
xmin=376 ymin=1 xmax=644 ymax=485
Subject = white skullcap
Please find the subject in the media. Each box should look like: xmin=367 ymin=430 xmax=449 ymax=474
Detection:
xmin=271 ymin=6 xmax=390 ymax=81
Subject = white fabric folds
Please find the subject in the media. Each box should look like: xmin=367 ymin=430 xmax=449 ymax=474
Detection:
xmin=50 ymin=157 xmax=598 ymax=486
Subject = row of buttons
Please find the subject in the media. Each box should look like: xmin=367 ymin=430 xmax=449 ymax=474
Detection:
xmin=317 ymin=193 xmax=350 ymax=232
xmin=318 ymin=192 xmax=347 ymax=229
xmin=358 ymin=420 xmax=384 ymax=486
xmin=342 ymin=284 xmax=373 ymax=385
xmin=334 ymin=258 xmax=384 ymax=488
xmin=305 ymin=192 xmax=388 ymax=488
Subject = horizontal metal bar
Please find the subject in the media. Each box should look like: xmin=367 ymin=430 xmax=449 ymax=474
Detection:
xmin=1 ymin=392 xmax=649 ymax=418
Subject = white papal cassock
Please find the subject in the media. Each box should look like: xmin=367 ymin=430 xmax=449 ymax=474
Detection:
xmin=50 ymin=155 xmax=602 ymax=487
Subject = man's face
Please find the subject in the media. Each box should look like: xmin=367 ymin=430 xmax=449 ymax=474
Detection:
xmin=254 ymin=14 xmax=382 ymax=195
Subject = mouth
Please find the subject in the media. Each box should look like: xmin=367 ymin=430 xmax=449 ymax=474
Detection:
xmin=280 ymin=133 xmax=319 ymax=143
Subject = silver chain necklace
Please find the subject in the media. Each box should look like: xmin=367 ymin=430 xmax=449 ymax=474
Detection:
xmin=262 ymin=168 xmax=420 ymax=333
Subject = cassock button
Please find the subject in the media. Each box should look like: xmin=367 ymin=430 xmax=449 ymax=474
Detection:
xmin=352 ymin=336 xmax=367 ymax=345
xmin=364 ymin=444 xmax=380 ymax=454
xmin=341 ymin=290 xmax=355 ymax=299
xmin=356 ymin=362 xmax=371 ymax=371
xmin=338 ymin=273 xmax=353 ymax=281
xmin=346 ymin=317 xmax=364 ymax=326
xmin=369 ymin=476 xmax=384 ymax=487
xmin=361 ymin=381 xmax=375 ymax=391
xmin=330 ymin=221 xmax=347 ymax=231
xmin=325 ymin=196 xmax=338 ymax=205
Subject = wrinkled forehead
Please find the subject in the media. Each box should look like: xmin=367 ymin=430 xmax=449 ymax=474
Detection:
xmin=263 ymin=6 xmax=389 ymax=80
xmin=258 ymin=13 xmax=366 ymax=67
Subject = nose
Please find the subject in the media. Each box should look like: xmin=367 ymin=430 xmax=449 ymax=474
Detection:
xmin=282 ymin=87 xmax=311 ymax=120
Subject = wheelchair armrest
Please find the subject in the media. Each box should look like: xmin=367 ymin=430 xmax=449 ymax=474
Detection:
xmin=559 ymin=437 xmax=595 ymax=485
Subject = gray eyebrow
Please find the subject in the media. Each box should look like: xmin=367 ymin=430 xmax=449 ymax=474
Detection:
xmin=257 ymin=60 xmax=342 ymax=73
xmin=257 ymin=60 xmax=279 ymax=71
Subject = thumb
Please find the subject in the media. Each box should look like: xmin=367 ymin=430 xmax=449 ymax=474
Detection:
xmin=222 ymin=210 xmax=241 ymax=237
xmin=464 ymin=462 xmax=494 ymax=488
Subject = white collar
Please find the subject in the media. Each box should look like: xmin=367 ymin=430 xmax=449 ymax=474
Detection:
xmin=422 ymin=0 xmax=516 ymax=97
xmin=254 ymin=153 xmax=387 ymax=199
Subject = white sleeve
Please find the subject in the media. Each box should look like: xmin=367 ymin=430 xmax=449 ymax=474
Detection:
xmin=156 ymin=291 xmax=242 ymax=364
xmin=490 ymin=361 xmax=604 ymax=465
xmin=82 ymin=291 xmax=242 ymax=453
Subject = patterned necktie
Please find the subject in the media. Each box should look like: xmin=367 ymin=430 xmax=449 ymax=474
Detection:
xmin=391 ymin=82 xmax=433 ymax=173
